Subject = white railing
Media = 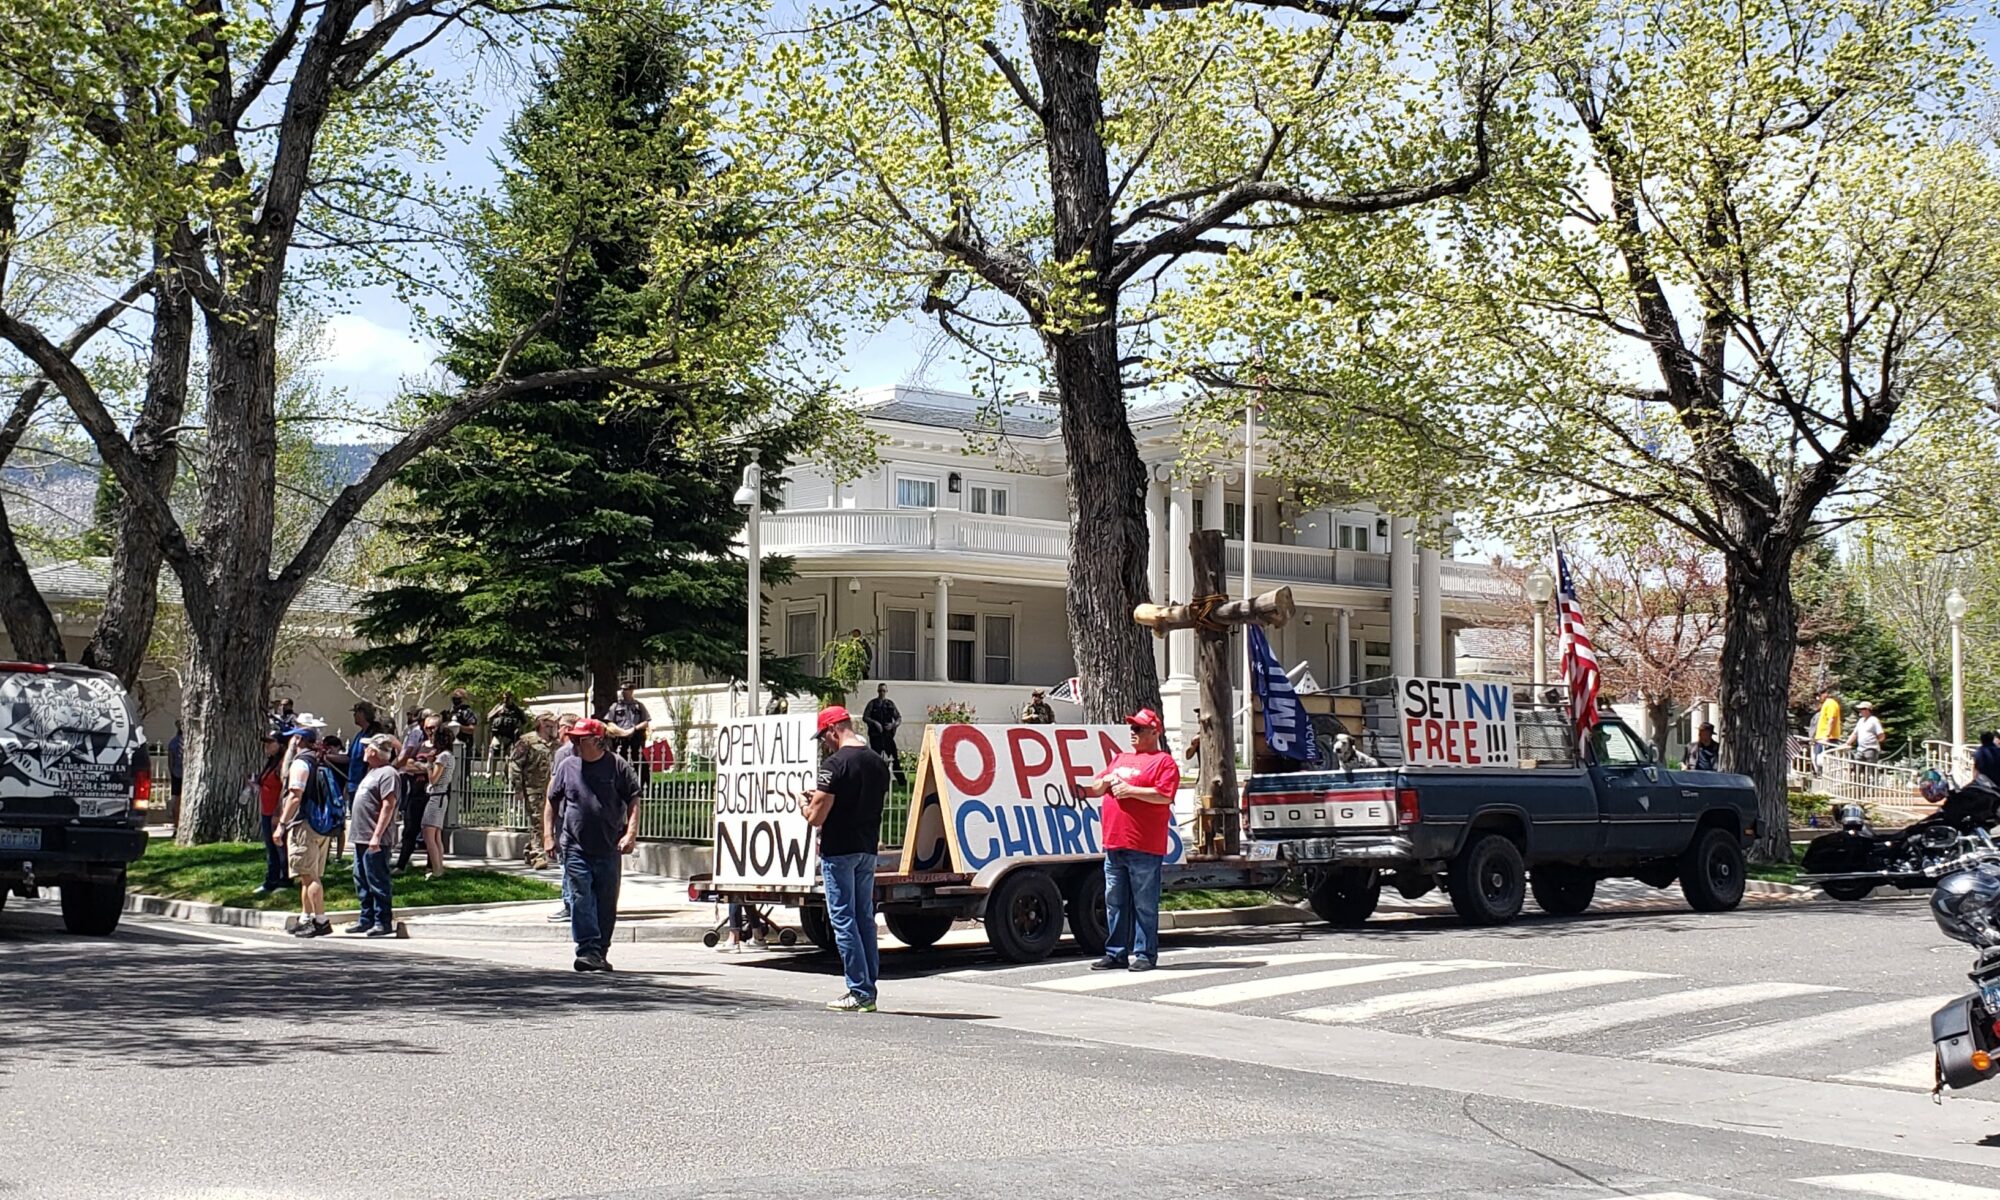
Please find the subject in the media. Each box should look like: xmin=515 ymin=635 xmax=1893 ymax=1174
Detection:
xmin=1440 ymin=559 xmax=1514 ymax=601
xmin=945 ymin=512 xmax=1068 ymax=559
xmin=1790 ymin=735 xmax=1931 ymax=824
xmin=1925 ymin=740 xmax=1977 ymax=785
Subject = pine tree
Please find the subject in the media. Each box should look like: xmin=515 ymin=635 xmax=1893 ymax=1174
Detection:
xmin=349 ymin=6 xmax=822 ymax=714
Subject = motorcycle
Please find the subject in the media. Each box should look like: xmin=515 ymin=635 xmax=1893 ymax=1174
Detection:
xmin=1929 ymin=856 xmax=2000 ymax=1094
xmin=1799 ymin=779 xmax=2000 ymax=901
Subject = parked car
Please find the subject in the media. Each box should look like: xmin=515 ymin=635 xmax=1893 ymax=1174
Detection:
xmin=0 ymin=663 xmax=151 ymax=935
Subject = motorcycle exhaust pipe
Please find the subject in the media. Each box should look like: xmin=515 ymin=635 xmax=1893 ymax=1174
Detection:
xmin=1933 ymin=994 xmax=2000 ymax=1091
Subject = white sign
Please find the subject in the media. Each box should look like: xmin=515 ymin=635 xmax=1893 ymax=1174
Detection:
xmin=710 ymin=714 xmax=820 ymax=888
xmin=903 ymin=724 xmax=1189 ymax=873
xmin=1396 ymin=677 xmax=1518 ymax=769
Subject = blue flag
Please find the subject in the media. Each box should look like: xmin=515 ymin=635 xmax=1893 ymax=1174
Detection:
xmin=1249 ymin=625 xmax=1319 ymax=763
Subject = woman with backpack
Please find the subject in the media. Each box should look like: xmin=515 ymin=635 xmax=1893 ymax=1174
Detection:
xmin=252 ymin=731 xmax=291 ymax=896
xmin=421 ymin=725 xmax=456 ymax=880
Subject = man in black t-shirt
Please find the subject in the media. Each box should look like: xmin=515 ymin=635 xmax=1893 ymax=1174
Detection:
xmin=804 ymin=705 xmax=889 ymax=1013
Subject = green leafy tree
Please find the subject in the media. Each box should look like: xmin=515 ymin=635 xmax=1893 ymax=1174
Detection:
xmin=1794 ymin=547 xmax=1934 ymax=753
xmin=1178 ymin=0 xmax=2000 ymax=856
xmin=348 ymin=8 xmax=829 ymax=718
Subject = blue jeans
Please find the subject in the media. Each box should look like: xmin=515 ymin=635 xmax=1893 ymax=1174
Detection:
xmin=1104 ymin=848 xmax=1164 ymax=964
xmin=820 ymin=852 xmax=879 ymax=1002
xmin=564 ymin=851 xmax=621 ymax=956
xmin=351 ymin=845 xmax=392 ymax=930
xmin=260 ymin=814 xmax=290 ymax=889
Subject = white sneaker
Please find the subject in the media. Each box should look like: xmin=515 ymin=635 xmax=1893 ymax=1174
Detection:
xmin=747 ymin=938 xmax=771 ymax=952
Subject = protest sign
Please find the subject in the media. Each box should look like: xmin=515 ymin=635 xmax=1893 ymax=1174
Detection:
xmin=710 ymin=714 xmax=820 ymax=888
xmin=1396 ymin=677 xmax=1518 ymax=768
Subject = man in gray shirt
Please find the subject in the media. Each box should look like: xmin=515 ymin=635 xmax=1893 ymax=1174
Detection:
xmin=346 ymin=735 xmax=402 ymax=937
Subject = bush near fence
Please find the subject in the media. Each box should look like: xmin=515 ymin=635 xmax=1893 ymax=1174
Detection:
xmin=453 ymin=756 xmax=914 ymax=846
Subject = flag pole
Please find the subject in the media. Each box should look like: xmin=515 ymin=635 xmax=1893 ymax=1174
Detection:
xmin=1240 ymin=395 xmax=1255 ymax=768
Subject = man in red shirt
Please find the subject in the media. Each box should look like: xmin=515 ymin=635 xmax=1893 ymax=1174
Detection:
xmin=1081 ymin=708 xmax=1180 ymax=972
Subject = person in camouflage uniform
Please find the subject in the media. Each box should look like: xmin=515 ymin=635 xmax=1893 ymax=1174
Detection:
xmin=510 ymin=712 xmax=560 ymax=868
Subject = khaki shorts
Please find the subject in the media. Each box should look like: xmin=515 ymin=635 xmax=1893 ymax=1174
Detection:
xmin=285 ymin=825 xmax=330 ymax=878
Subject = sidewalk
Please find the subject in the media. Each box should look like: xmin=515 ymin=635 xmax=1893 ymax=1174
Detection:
xmin=405 ymin=853 xmax=719 ymax=942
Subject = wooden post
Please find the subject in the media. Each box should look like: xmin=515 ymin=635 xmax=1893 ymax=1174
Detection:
xmin=1132 ymin=529 xmax=1292 ymax=858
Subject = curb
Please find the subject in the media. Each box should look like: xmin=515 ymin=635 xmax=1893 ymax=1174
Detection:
xmin=121 ymin=891 xmax=714 ymax=942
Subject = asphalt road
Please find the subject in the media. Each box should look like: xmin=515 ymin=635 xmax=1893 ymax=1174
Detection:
xmin=6 ymin=890 xmax=2000 ymax=1200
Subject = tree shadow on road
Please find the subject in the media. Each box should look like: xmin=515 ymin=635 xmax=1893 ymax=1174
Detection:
xmin=0 ymin=913 xmax=783 ymax=1073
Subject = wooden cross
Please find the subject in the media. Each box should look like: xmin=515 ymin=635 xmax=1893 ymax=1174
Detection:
xmin=1133 ymin=528 xmax=1295 ymax=857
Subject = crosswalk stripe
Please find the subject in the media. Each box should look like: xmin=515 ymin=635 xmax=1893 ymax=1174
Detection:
xmin=1798 ymin=1172 xmax=2000 ymax=1199
xmin=1030 ymin=952 xmax=1382 ymax=993
xmin=1157 ymin=959 xmax=1510 ymax=1008
xmin=1643 ymin=996 xmax=1949 ymax=1067
xmin=1453 ymin=981 xmax=1842 ymax=1043
xmin=1286 ymin=968 xmax=1669 ymax=1025
xmin=1832 ymin=1051 xmax=1940 ymax=1090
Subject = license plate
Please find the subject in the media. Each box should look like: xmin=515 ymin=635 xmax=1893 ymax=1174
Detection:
xmin=1243 ymin=841 xmax=1280 ymax=861
xmin=0 ymin=827 xmax=41 ymax=851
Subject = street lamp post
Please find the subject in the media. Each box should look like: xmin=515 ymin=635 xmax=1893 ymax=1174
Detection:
xmin=1525 ymin=565 xmax=1555 ymax=688
xmin=734 ymin=464 xmax=763 ymax=719
xmin=1948 ymin=586 xmax=1969 ymax=776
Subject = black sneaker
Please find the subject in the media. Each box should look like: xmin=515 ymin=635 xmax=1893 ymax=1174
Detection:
xmin=365 ymin=925 xmax=396 ymax=938
xmin=1089 ymin=957 xmax=1129 ymax=971
xmin=289 ymin=920 xmax=329 ymax=939
xmin=573 ymin=952 xmax=608 ymax=972
xmin=1128 ymin=958 xmax=1156 ymax=973
xmin=546 ymin=908 xmax=571 ymax=923
xmin=343 ymin=921 xmax=372 ymax=935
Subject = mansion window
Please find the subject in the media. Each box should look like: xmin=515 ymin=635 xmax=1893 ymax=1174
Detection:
xmin=896 ymin=477 xmax=938 ymax=509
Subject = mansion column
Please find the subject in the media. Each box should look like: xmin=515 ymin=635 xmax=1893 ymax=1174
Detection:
xmin=1147 ymin=479 xmax=1168 ymax=680
xmin=1419 ymin=541 xmax=1444 ymax=677
xmin=1167 ymin=481 xmax=1195 ymax=683
xmin=1335 ymin=608 xmax=1352 ymax=689
xmin=932 ymin=575 xmax=952 ymax=683
xmin=1390 ymin=517 xmax=1415 ymax=679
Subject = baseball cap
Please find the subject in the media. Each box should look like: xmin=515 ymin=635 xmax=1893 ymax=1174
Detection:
xmin=1124 ymin=708 xmax=1163 ymax=731
xmin=571 ymin=718 xmax=607 ymax=738
xmin=1856 ymin=700 xmax=1874 ymax=710
xmin=278 ymin=725 xmax=321 ymax=743
xmin=817 ymin=706 xmax=852 ymax=734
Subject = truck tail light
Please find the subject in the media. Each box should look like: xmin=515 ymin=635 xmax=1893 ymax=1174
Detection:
xmin=133 ymin=765 xmax=152 ymax=809
xmin=1396 ymin=788 xmax=1421 ymax=826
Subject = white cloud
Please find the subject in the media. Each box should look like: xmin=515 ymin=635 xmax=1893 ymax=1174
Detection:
xmin=320 ymin=312 xmax=438 ymax=382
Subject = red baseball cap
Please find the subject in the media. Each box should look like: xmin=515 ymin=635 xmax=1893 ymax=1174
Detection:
xmin=571 ymin=718 xmax=607 ymax=738
xmin=816 ymin=706 xmax=852 ymax=734
xmin=1124 ymin=708 xmax=1163 ymax=731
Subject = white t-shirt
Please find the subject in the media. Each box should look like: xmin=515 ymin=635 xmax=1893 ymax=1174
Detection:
xmin=1854 ymin=715 xmax=1885 ymax=750
xmin=427 ymin=749 xmax=454 ymax=796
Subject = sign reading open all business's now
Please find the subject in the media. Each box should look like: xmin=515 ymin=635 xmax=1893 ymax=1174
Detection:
xmin=1396 ymin=677 xmax=1518 ymax=768
xmin=709 ymin=714 xmax=820 ymax=889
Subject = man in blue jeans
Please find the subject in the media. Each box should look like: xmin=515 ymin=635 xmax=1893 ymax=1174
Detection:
xmin=345 ymin=735 xmax=402 ymax=937
xmin=804 ymin=706 xmax=888 ymax=1012
xmin=548 ymin=718 xmax=641 ymax=972
xmin=1080 ymin=709 xmax=1181 ymax=972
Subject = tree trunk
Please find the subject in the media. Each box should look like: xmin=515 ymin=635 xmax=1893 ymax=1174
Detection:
xmin=589 ymin=653 xmax=618 ymax=719
xmin=1024 ymin=0 xmax=1161 ymax=723
xmin=1647 ymin=694 xmax=1673 ymax=763
xmin=1718 ymin=558 xmax=1798 ymax=862
xmin=83 ymin=271 xmax=191 ymax=685
xmin=176 ymin=613 xmax=280 ymax=845
xmin=0 ymin=494 xmax=65 ymax=663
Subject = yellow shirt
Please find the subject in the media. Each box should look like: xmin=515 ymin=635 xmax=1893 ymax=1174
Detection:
xmin=1814 ymin=697 xmax=1842 ymax=741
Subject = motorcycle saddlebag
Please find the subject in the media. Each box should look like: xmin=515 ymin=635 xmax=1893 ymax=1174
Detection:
xmin=1799 ymin=832 xmax=1876 ymax=877
xmin=1932 ymin=995 xmax=1998 ymax=1090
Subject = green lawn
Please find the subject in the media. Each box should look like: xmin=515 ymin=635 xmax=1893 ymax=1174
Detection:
xmin=127 ymin=842 xmax=562 ymax=911
xmin=1161 ymin=888 xmax=1278 ymax=912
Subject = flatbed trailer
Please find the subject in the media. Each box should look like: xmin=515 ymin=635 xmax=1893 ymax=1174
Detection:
xmin=692 ymin=853 xmax=1291 ymax=963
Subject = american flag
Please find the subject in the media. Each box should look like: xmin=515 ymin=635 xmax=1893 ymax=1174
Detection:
xmin=1555 ymin=545 xmax=1601 ymax=748
xmin=1045 ymin=677 xmax=1082 ymax=705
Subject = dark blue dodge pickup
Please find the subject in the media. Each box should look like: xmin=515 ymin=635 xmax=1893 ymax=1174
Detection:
xmin=1246 ymin=712 xmax=1761 ymax=926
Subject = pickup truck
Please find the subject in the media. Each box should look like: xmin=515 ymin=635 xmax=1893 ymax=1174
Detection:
xmin=1246 ymin=712 xmax=1761 ymax=926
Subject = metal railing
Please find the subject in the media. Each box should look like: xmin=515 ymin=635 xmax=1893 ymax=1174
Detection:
xmin=451 ymin=759 xmax=913 ymax=846
xmin=1789 ymin=736 xmax=1930 ymax=824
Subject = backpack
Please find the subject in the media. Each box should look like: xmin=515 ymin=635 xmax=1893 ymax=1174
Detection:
xmin=301 ymin=759 xmax=346 ymax=836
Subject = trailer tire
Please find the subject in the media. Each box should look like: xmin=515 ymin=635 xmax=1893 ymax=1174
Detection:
xmin=797 ymin=905 xmax=835 ymax=954
xmin=1530 ymin=865 xmax=1595 ymax=916
xmin=985 ymin=868 xmax=1064 ymax=963
xmin=1064 ymin=866 xmax=1109 ymax=956
xmin=1680 ymin=827 xmax=1746 ymax=912
xmin=1448 ymin=835 xmax=1525 ymax=926
xmin=884 ymin=912 xmax=955 ymax=950
xmin=1308 ymin=869 xmax=1380 ymax=926
xmin=1820 ymin=879 xmax=1876 ymax=902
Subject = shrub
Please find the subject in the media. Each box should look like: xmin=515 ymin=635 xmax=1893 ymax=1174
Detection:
xmin=927 ymin=700 xmax=976 ymax=724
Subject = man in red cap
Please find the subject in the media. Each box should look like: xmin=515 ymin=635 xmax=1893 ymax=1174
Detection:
xmin=802 ymin=705 xmax=888 ymax=1012
xmin=1079 ymin=707 xmax=1180 ymax=972
xmin=546 ymin=718 xmax=642 ymax=971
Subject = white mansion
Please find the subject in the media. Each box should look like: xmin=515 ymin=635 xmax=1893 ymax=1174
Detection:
xmin=617 ymin=384 xmax=1514 ymax=744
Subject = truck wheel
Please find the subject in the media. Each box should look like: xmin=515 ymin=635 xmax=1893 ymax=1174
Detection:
xmin=1530 ymin=865 xmax=1595 ymax=916
xmin=1820 ymin=879 xmax=1876 ymax=902
xmin=60 ymin=878 xmax=124 ymax=937
xmin=1309 ymin=869 xmax=1381 ymax=926
xmin=884 ymin=912 xmax=955 ymax=950
xmin=1064 ymin=866 xmax=1108 ymax=956
xmin=984 ymin=868 xmax=1064 ymax=963
xmin=1680 ymin=828 xmax=1745 ymax=912
xmin=1448 ymin=835 xmax=1526 ymax=926
xmin=797 ymin=905 xmax=835 ymax=954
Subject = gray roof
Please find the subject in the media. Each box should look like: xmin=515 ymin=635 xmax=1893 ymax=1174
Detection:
xmin=866 ymin=398 xmax=1062 ymax=439
xmin=28 ymin=558 xmax=365 ymax=617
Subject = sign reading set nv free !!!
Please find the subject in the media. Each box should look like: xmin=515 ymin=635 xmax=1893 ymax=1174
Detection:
xmin=710 ymin=714 xmax=820 ymax=889
xmin=1397 ymin=677 xmax=1517 ymax=768
xmin=900 ymin=724 xmax=1188 ymax=874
